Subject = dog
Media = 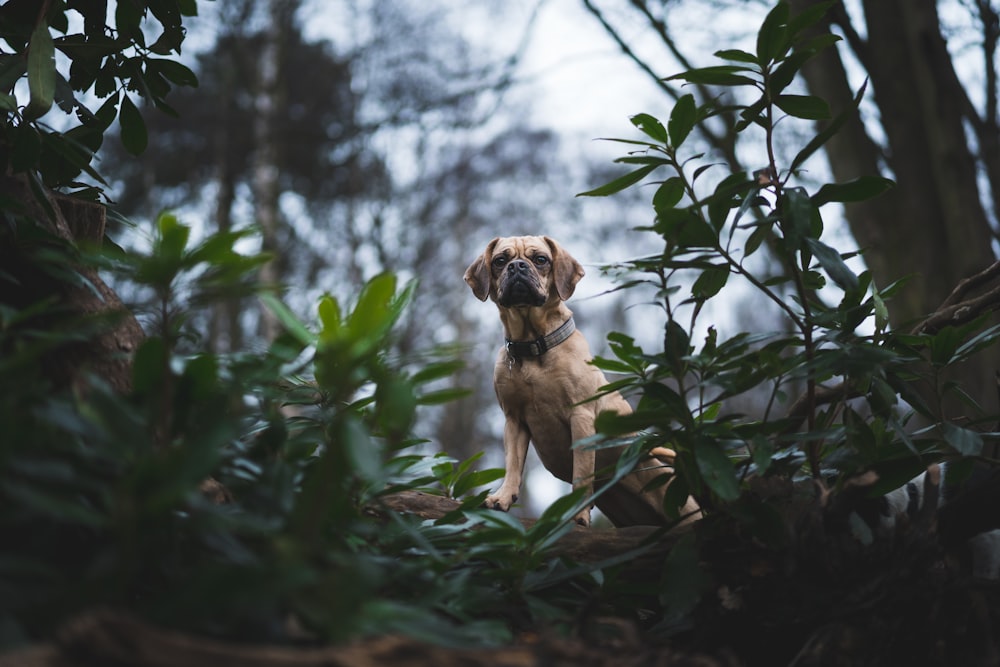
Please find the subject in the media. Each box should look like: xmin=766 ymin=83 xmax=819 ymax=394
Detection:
xmin=464 ymin=235 xmax=698 ymax=527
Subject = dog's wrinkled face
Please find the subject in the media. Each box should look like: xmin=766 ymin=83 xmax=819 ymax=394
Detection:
xmin=464 ymin=236 xmax=584 ymax=307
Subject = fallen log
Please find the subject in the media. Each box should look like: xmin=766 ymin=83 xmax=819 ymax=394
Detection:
xmin=372 ymin=490 xmax=691 ymax=564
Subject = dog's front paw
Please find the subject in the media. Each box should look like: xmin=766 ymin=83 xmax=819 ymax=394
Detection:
xmin=484 ymin=491 xmax=517 ymax=512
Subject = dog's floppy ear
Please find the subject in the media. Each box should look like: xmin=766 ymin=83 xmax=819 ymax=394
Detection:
xmin=464 ymin=237 xmax=500 ymax=301
xmin=544 ymin=236 xmax=584 ymax=301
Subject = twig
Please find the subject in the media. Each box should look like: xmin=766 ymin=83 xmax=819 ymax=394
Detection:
xmin=782 ymin=381 xmax=860 ymax=433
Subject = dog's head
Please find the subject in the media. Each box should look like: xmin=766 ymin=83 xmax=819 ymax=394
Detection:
xmin=464 ymin=236 xmax=584 ymax=307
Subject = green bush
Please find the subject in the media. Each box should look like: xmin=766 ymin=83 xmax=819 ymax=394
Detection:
xmin=581 ymin=0 xmax=997 ymax=551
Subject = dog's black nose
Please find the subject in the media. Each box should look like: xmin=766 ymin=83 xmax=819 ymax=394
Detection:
xmin=507 ymin=259 xmax=530 ymax=275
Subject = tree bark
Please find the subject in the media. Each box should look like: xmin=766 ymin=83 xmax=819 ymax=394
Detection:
xmin=0 ymin=175 xmax=144 ymax=393
xmin=252 ymin=0 xmax=298 ymax=343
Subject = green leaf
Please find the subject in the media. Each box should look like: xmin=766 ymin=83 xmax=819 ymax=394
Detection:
xmin=115 ymin=0 xmax=144 ymax=41
xmin=410 ymin=360 xmax=465 ymax=385
xmin=377 ymin=377 xmax=417 ymax=434
xmin=781 ymin=187 xmax=813 ymax=251
xmin=653 ymin=177 xmax=686 ymax=212
xmin=578 ymin=164 xmax=659 ymax=197
xmin=26 ymin=20 xmax=56 ymax=120
xmin=0 ymin=92 xmax=17 ymax=112
xmin=941 ymin=423 xmax=983 ymax=456
xmin=751 ymin=435 xmax=775 ymax=475
xmin=788 ymin=0 xmax=837 ymax=38
xmin=150 ymin=58 xmax=199 ymax=87
xmin=155 ymin=211 xmax=189 ymax=260
xmin=11 ymin=126 xmax=42 ymax=172
xmin=260 ymin=293 xmax=316 ymax=345
xmin=757 ymin=2 xmax=791 ymax=63
xmin=590 ymin=356 xmax=636 ymax=375
xmin=119 ymin=93 xmax=148 ymax=155
xmin=417 ymin=388 xmax=471 ymax=406
xmin=714 ymin=49 xmax=759 ymax=65
xmin=744 ymin=224 xmax=770 ymax=258
xmin=812 ymin=176 xmax=894 ymax=206
xmin=665 ymin=65 xmax=757 ymax=87
xmin=694 ymin=440 xmax=740 ymax=501
xmin=952 ymin=323 xmax=1000 ymax=363
xmin=347 ymin=272 xmax=399 ymax=340
xmin=317 ymin=294 xmax=342 ymax=341
xmin=452 ymin=468 xmax=505 ymax=498
xmin=804 ymin=237 xmax=858 ymax=290
xmin=659 ymin=534 xmax=709 ymax=620
xmin=631 ymin=113 xmax=669 ymax=144
xmin=0 ymin=54 xmax=26 ymax=92
xmin=769 ymin=50 xmax=813 ymax=96
xmin=790 ymin=79 xmax=867 ymax=173
xmin=655 ymin=208 xmax=717 ymax=248
xmin=132 ymin=337 xmax=167 ymax=394
xmin=664 ymin=319 xmax=692 ymax=370
xmin=774 ymin=94 xmax=830 ymax=120
xmin=668 ymin=94 xmax=697 ymax=148
xmin=692 ymin=264 xmax=729 ymax=299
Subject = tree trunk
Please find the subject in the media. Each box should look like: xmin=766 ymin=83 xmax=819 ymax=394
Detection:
xmin=0 ymin=175 xmax=144 ymax=393
xmin=209 ymin=37 xmax=243 ymax=354
xmin=252 ymin=0 xmax=298 ymax=343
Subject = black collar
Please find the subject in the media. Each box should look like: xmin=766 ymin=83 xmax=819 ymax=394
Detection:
xmin=505 ymin=317 xmax=576 ymax=359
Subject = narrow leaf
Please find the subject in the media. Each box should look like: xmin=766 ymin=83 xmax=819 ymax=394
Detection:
xmin=714 ymin=49 xmax=759 ymax=64
xmin=790 ymin=80 xmax=868 ymax=173
xmin=812 ymin=176 xmax=894 ymax=206
xmin=692 ymin=264 xmax=729 ymax=299
xmin=668 ymin=94 xmax=697 ymax=148
xmin=774 ymin=94 xmax=830 ymax=120
xmin=660 ymin=534 xmax=709 ymax=620
xmin=941 ymin=423 xmax=983 ymax=456
xmin=695 ymin=440 xmax=740 ymax=501
xmin=119 ymin=93 xmax=148 ymax=155
xmin=805 ymin=237 xmax=858 ymax=290
xmin=653 ymin=177 xmax=686 ymax=212
xmin=260 ymin=293 xmax=316 ymax=345
xmin=578 ymin=164 xmax=658 ymax=197
xmin=757 ymin=2 xmax=791 ymax=62
xmin=631 ymin=113 xmax=669 ymax=144
xmin=665 ymin=66 xmax=757 ymax=87
xmin=26 ymin=21 xmax=56 ymax=120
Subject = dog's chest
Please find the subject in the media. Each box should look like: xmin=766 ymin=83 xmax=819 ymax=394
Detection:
xmin=495 ymin=358 xmax=553 ymax=403
xmin=494 ymin=357 xmax=574 ymax=418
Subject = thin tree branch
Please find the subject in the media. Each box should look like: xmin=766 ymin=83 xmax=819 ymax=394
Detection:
xmin=914 ymin=260 xmax=1000 ymax=334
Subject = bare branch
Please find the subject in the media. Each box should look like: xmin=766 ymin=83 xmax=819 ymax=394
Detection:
xmin=913 ymin=260 xmax=1000 ymax=334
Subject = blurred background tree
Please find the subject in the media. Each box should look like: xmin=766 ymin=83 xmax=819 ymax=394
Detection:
xmin=97 ymin=0 xmax=643 ymax=511
xmin=96 ymin=0 xmax=1000 ymax=501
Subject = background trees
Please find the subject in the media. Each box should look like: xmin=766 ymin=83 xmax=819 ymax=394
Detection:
xmin=98 ymin=0 xmax=642 ymax=496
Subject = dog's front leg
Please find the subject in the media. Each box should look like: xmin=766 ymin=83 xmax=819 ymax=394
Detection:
xmin=570 ymin=410 xmax=596 ymax=526
xmin=485 ymin=417 xmax=530 ymax=512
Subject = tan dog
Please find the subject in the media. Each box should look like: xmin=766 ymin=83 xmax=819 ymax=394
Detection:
xmin=464 ymin=235 xmax=697 ymax=527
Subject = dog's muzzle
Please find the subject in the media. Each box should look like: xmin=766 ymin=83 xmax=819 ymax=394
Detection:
xmin=498 ymin=260 xmax=545 ymax=307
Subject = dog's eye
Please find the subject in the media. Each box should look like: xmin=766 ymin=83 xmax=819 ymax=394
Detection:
xmin=533 ymin=255 xmax=549 ymax=266
xmin=492 ymin=256 xmax=507 ymax=268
